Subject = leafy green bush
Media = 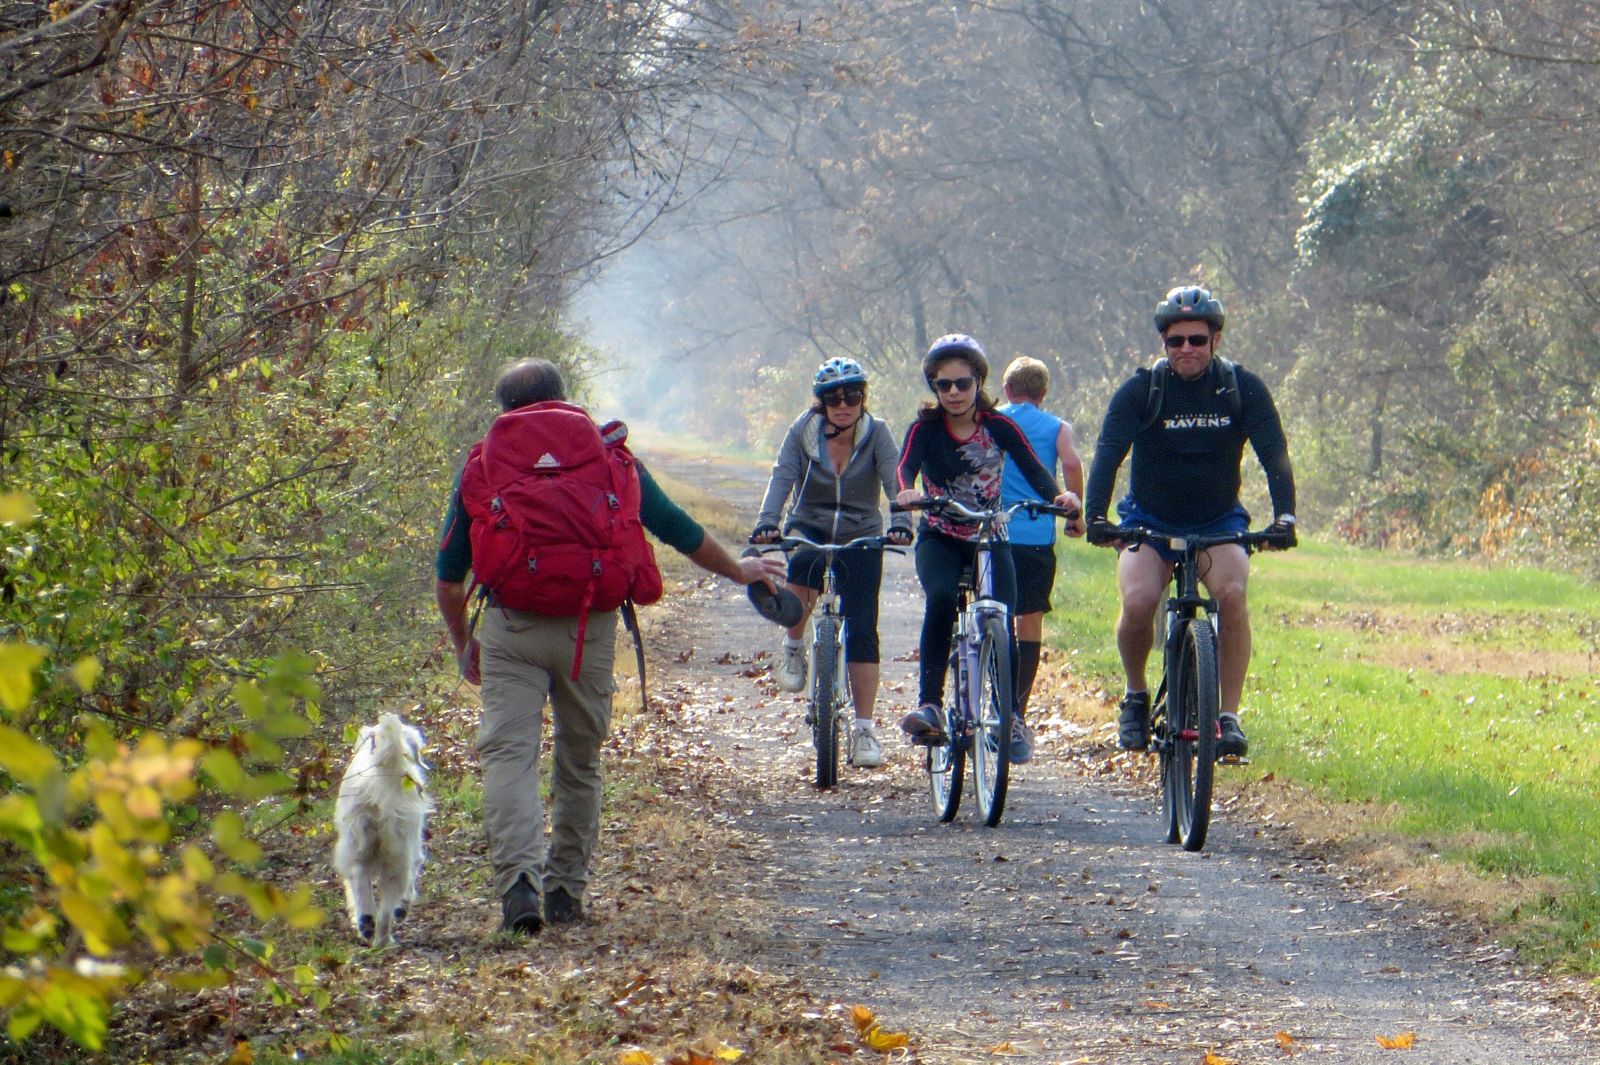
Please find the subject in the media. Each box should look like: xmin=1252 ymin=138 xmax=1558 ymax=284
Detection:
xmin=0 ymin=613 xmax=324 ymax=1050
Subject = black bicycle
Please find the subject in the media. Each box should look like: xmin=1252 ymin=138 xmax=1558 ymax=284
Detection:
xmin=1105 ymin=526 xmax=1291 ymax=851
xmin=893 ymin=497 xmax=1078 ymax=826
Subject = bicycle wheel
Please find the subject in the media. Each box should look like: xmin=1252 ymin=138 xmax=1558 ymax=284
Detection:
xmin=1151 ymin=680 xmax=1180 ymax=844
xmin=971 ymin=614 xmax=1014 ymax=827
xmin=1168 ymin=619 xmax=1219 ymax=851
xmin=811 ymin=617 xmax=841 ymax=789
xmin=927 ymin=664 xmax=964 ymax=821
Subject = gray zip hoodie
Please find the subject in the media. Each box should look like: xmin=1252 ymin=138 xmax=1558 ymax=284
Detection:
xmin=755 ymin=411 xmax=912 ymax=542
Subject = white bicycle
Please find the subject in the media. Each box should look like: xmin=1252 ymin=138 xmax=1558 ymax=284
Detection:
xmin=750 ymin=533 xmax=898 ymax=788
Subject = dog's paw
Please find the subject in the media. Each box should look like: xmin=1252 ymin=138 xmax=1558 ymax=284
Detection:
xmin=357 ymin=914 xmax=375 ymax=942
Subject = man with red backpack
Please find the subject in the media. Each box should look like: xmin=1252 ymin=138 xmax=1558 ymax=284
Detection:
xmin=434 ymin=358 xmax=784 ymax=936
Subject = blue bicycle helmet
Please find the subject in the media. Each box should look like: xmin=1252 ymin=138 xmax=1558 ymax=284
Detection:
xmin=1153 ymin=286 xmax=1225 ymax=332
xmin=922 ymin=333 xmax=989 ymax=385
xmin=812 ymin=356 xmax=868 ymax=396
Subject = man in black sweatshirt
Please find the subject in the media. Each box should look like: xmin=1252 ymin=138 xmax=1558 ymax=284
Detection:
xmin=1084 ymin=286 xmax=1296 ymax=758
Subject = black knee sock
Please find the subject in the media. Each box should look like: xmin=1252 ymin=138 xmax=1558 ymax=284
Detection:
xmin=1015 ymin=640 xmax=1041 ymax=718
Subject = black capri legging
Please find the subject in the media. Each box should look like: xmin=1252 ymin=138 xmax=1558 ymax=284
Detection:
xmin=913 ymin=529 xmax=1016 ymax=707
xmin=787 ymin=535 xmax=885 ymax=664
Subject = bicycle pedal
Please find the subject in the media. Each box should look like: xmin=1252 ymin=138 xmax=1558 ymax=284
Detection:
xmin=1217 ymin=754 xmax=1249 ymax=766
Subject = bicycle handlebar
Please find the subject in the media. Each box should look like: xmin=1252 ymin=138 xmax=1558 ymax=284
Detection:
xmin=745 ymin=533 xmax=905 ymax=556
xmin=889 ymin=496 xmax=1081 ymax=523
xmin=1091 ymin=524 xmax=1295 ymax=554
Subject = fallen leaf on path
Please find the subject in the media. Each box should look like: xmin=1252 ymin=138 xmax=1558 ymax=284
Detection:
xmin=1275 ymin=1030 xmax=1299 ymax=1054
xmin=864 ymin=1026 xmax=910 ymax=1052
xmin=618 ymin=1052 xmax=656 ymax=1065
xmin=1202 ymin=1053 xmax=1238 ymax=1065
xmin=1376 ymin=1031 xmax=1417 ymax=1049
xmin=851 ymin=1003 xmax=910 ymax=1052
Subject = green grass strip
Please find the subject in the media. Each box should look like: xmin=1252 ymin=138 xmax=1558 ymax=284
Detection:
xmin=1051 ymin=538 xmax=1600 ymax=973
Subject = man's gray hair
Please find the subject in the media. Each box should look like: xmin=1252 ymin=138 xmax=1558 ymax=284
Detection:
xmin=494 ymin=358 xmax=567 ymax=411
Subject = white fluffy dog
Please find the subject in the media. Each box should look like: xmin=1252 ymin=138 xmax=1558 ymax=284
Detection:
xmin=333 ymin=712 xmax=432 ymax=948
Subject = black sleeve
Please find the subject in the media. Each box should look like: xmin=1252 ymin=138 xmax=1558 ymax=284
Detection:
xmin=1084 ymin=372 xmax=1148 ymax=520
xmin=1238 ymin=370 xmax=1296 ymax=518
xmin=987 ymin=413 xmax=1060 ymax=500
xmin=896 ymin=419 xmax=927 ymax=492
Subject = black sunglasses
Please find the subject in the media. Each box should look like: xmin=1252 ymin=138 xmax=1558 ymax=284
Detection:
xmin=931 ymin=376 xmax=976 ymax=394
xmin=821 ymin=387 xmax=865 ymax=407
xmin=1163 ymin=332 xmax=1212 ymax=349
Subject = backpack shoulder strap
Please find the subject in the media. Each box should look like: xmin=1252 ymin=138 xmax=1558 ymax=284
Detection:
xmin=1214 ymin=357 xmax=1242 ymax=419
xmin=1140 ymin=358 xmax=1169 ymax=431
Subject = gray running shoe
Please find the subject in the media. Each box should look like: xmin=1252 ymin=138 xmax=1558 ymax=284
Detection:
xmin=850 ymin=726 xmax=884 ymax=768
xmin=1009 ymin=718 xmax=1034 ymax=764
xmin=776 ymin=643 xmax=807 ymax=692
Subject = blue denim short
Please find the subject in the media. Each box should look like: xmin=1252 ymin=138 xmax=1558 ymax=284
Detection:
xmin=1115 ymin=497 xmax=1250 ymax=563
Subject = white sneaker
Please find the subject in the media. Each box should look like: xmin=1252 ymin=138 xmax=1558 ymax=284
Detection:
xmin=775 ymin=642 xmax=807 ymax=692
xmin=850 ymin=725 xmax=883 ymax=768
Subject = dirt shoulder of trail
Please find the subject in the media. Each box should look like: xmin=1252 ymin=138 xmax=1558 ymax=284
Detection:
xmin=636 ymin=446 xmax=1600 ymax=1064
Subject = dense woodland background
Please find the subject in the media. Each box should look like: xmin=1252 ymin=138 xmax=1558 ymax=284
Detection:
xmin=3 ymin=0 xmax=1600 ymax=1049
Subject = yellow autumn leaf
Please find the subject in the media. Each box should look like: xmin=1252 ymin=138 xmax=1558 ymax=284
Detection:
xmin=0 ymin=642 xmax=47 ymax=714
xmin=863 ymin=1025 xmax=909 ymax=1052
xmin=227 ymin=1039 xmax=255 ymax=1065
xmin=1275 ymin=1031 xmax=1297 ymax=1048
xmin=0 ymin=723 xmax=60 ymax=787
xmin=0 ymin=492 xmax=38 ymax=526
xmin=616 ymin=1051 xmax=655 ymax=1065
xmin=714 ymin=1046 xmax=743 ymax=1062
xmin=70 ymin=656 xmax=102 ymax=692
xmin=1202 ymin=1053 xmax=1238 ymax=1065
xmin=850 ymin=1004 xmax=875 ymax=1033
xmin=1376 ymin=1031 xmax=1417 ymax=1049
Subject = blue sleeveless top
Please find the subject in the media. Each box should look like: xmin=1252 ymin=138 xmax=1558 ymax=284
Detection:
xmin=999 ymin=401 xmax=1064 ymax=546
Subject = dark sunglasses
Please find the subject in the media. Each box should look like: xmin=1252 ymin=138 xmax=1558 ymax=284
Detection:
xmin=931 ymin=376 xmax=976 ymax=394
xmin=1163 ymin=332 xmax=1212 ymax=349
xmin=821 ymin=387 xmax=865 ymax=407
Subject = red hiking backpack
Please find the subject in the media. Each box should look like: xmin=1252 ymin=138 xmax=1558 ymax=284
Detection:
xmin=459 ymin=401 xmax=662 ymax=674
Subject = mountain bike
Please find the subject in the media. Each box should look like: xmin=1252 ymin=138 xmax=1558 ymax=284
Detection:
xmin=893 ymin=497 xmax=1078 ymax=827
xmin=749 ymin=533 xmax=899 ymax=789
xmin=1104 ymin=526 xmax=1292 ymax=851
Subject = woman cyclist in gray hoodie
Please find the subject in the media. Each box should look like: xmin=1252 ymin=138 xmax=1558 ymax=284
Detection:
xmin=751 ymin=357 xmax=914 ymax=768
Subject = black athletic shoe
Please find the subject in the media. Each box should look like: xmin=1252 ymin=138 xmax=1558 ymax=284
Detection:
xmin=545 ymin=886 xmax=584 ymax=926
xmin=1117 ymin=692 xmax=1151 ymax=751
xmin=1218 ymin=715 xmax=1249 ymax=759
xmin=501 ymin=874 xmax=543 ymax=936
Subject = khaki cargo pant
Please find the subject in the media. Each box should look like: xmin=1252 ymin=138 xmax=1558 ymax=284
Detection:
xmin=477 ymin=606 xmax=617 ymax=902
